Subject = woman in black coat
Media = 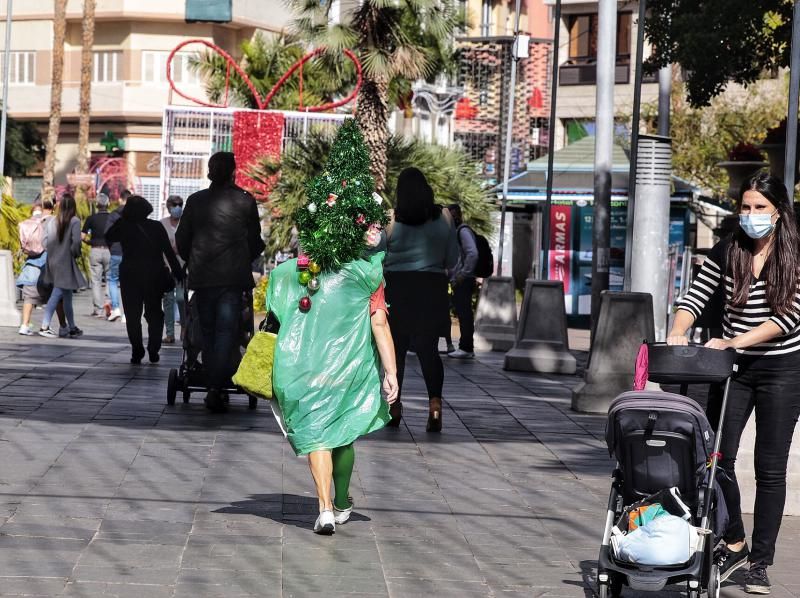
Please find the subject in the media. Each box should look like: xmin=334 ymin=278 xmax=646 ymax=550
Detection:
xmin=106 ymin=195 xmax=183 ymax=364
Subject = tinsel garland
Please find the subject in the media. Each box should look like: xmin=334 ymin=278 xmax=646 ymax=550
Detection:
xmin=232 ymin=111 xmax=285 ymax=200
xmin=294 ymin=119 xmax=389 ymax=271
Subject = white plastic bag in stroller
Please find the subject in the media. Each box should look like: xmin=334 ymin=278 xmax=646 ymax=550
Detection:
xmin=611 ymin=513 xmax=701 ymax=565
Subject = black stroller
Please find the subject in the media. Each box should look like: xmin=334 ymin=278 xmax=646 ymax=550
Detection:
xmin=597 ymin=343 xmax=736 ymax=598
xmin=166 ymin=285 xmax=258 ymax=409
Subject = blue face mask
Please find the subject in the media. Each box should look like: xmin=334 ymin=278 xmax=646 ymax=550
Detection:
xmin=739 ymin=211 xmax=777 ymax=239
xmin=169 ymin=206 xmax=183 ymax=219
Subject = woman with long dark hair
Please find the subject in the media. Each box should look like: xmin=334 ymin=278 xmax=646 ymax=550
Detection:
xmin=384 ymin=167 xmax=459 ymax=432
xmin=38 ymin=193 xmax=86 ymax=338
xmin=668 ymin=172 xmax=800 ymax=594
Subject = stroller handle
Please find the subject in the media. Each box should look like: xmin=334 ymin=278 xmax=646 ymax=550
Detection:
xmin=646 ymin=342 xmax=736 ymax=384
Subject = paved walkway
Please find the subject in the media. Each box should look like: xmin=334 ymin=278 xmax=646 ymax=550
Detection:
xmin=0 ymin=295 xmax=798 ymax=597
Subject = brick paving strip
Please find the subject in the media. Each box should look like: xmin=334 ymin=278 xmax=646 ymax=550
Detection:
xmin=0 ymin=295 xmax=797 ymax=597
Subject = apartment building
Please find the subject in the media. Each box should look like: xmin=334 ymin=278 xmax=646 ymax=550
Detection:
xmin=1 ymin=0 xmax=291 ymax=199
xmin=543 ymin=0 xmax=659 ymax=150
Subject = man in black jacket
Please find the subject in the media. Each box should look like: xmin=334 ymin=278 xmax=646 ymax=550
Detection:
xmin=176 ymin=152 xmax=266 ymax=412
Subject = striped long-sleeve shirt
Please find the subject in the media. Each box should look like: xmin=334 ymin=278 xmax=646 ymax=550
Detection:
xmin=677 ymin=239 xmax=800 ymax=356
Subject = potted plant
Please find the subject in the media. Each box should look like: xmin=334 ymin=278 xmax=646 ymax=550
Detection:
xmin=717 ymin=142 xmax=768 ymax=200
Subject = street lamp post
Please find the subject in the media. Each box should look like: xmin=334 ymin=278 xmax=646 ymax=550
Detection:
xmin=496 ymin=0 xmax=524 ymax=278
xmin=541 ymin=0 xmax=562 ymax=280
xmin=0 ymin=0 xmax=13 ymax=176
xmin=785 ymin=0 xmax=800 ymax=196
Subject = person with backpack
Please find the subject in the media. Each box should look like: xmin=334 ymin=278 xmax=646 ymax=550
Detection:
xmin=16 ymin=199 xmax=68 ymax=336
xmin=447 ymin=203 xmax=487 ymax=360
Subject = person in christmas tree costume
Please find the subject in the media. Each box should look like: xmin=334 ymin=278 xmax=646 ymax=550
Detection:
xmin=265 ymin=120 xmax=399 ymax=535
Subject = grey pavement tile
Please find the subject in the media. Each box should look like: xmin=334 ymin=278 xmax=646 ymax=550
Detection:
xmin=0 ymin=577 xmax=68 ymax=596
xmin=176 ymin=569 xmax=281 ymax=595
xmin=385 ymin=577 xmax=490 ymax=597
xmin=1 ymin=515 xmax=101 ymax=540
xmin=71 ymin=564 xmax=179 ymax=585
xmin=180 ymin=534 xmax=282 ymax=571
xmin=61 ymin=581 xmax=175 ymax=598
xmin=282 ymin=573 xmax=388 ymax=596
xmin=77 ymin=539 xmax=185 ymax=568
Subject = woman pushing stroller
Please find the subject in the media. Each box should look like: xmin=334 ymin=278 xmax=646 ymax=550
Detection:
xmin=667 ymin=172 xmax=800 ymax=594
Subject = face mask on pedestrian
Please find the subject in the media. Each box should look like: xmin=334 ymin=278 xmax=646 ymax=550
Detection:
xmin=169 ymin=206 xmax=183 ymax=219
xmin=739 ymin=211 xmax=777 ymax=239
xmin=32 ymin=209 xmax=42 ymax=217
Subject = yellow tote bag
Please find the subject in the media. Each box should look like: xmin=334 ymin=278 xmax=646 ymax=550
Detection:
xmin=232 ymin=321 xmax=277 ymax=400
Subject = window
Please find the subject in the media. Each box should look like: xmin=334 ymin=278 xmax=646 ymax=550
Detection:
xmin=567 ymin=13 xmax=632 ymax=64
xmin=142 ymin=51 xmax=199 ymax=85
xmin=2 ymin=51 xmax=35 ymax=85
xmin=93 ymin=52 xmax=120 ymax=83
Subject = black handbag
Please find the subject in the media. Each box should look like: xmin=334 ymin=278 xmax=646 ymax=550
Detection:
xmin=36 ymin=261 xmax=54 ymax=301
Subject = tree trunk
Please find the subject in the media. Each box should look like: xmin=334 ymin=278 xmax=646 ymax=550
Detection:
xmin=43 ymin=0 xmax=68 ymax=199
xmin=76 ymin=0 xmax=96 ymax=175
xmin=355 ymin=73 xmax=389 ymax=192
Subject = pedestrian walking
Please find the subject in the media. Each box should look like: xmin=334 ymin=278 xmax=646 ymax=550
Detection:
xmin=105 ymin=190 xmax=129 ymax=323
xmin=38 ymin=194 xmax=86 ymax=339
xmin=176 ymin=152 xmax=265 ymax=412
xmin=160 ymin=195 xmax=185 ymax=344
xmin=82 ymin=193 xmax=113 ymax=318
xmin=264 ymin=119 xmax=398 ymax=534
xmin=16 ymin=199 xmax=67 ymax=336
xmin=667 ymin=172 xmax=800 ymax=594
xmin=384 ymin=167 xmax=458 ymax=432
xmin=106 ymin=195 xmax=183 ymax=364
xmin=447 ymin=203 xmax=478 ymax=360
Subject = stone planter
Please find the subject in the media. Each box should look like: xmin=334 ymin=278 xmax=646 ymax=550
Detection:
xmin=758 ymin=142 xmax=800 ymax=185
xmin=717 ymin=161 xmax=769 ymax=201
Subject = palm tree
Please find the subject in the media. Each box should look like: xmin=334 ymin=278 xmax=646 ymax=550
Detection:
xmin=76 ymin=0 xmax=96 ymax=174
xmin=288 ymin=0 xmax=462 ymax=191
xmin=43 ymin=0 xmax=68 ymax=198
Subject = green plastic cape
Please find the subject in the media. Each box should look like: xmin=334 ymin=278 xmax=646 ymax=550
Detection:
xmin=266 ymin=252 xmax=390 ymax=455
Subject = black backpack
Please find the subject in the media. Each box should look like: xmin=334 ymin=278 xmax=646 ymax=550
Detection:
xmin=459 ymin=225 xmax=494 ymax=278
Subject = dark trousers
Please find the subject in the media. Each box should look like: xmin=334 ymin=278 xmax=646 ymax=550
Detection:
xmin=707 ymin=353 xmax=800 ymax=566
xmin=393 ymin=332 xmax=444 ymax=400
xmin=452 ymin=278 xmax=476 ymax=352
xmin=195 ymin=286 xmax=243 ymax=390
xmin=120 ymin=281 xmax=164 ymax=357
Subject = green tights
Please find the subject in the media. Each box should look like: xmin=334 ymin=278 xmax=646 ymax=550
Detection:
xmin=331 ymin=443 xmax=355 ymax=510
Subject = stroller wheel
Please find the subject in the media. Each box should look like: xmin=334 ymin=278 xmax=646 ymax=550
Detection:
xmin=248 ymin=395 xmax=258 ymax=410
xmin=706 ymin=565 xmax=720 ymax=598
xmin=598 ymin=583 xmax=609 ymax=598
xmin=167 ymin=369 xmax=178 ymax=406
xmin=183 ymin=388 xmax=191 ymax=403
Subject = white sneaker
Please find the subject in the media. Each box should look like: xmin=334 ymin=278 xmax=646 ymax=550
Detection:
xmin=333 ymin=506 xmax=352 ymax=525
xmin=38 ymin=328 xmax=58 ymax=339
xmin=108 ymin=308 xmax=122 ymax=322
xmin=313 ymin=510 xmax=335 ymax=535
xmin=18 ymin=325 xmax=33 ymax=336
xmin=448 ymin=349 xmax=475 ymax=359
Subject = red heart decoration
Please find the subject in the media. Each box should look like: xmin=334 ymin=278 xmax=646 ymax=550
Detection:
xmin=166 ymin=39 xmax=362 ymax=112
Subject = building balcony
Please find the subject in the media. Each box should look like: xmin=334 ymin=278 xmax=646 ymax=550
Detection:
xmin=559 ymin=58 xmax=658 ymax=86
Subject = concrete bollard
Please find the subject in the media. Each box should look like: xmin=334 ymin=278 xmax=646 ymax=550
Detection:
xmin=571 ymin=291 xmax=655 ymax=413
xmin=503 ymin=280 xmax=576 ymax=374
xmin=0 ymin=250 xmax=21 ymax=328
xmin=736 ymin=416 xmax=800 ymax=516
xmin=474 ymin=276 xmax=517 ymax=352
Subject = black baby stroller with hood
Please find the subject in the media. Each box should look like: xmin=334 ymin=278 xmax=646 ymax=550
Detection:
xmin=166 ymin=284 xmax=258 ymax=410
xmin=597 ymin=343 xmax=736 ymax=598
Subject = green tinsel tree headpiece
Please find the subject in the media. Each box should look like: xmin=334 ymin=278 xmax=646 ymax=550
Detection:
xmin=294 ymin=119 xmax=389 ymax=272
